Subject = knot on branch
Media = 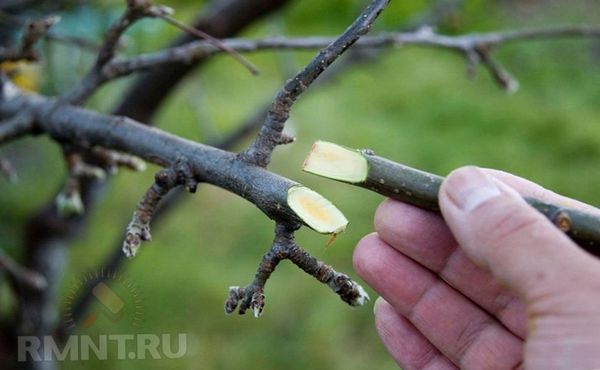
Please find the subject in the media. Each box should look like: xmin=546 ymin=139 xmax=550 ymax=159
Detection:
xmin=225 ymin=223 xmax=368 ymax=318
xmin=122 ymin=160 xmax=196 ymax=257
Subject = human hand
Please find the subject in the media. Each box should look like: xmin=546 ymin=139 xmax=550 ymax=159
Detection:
xmin=353 ymin=166 xmax=600 ymax=369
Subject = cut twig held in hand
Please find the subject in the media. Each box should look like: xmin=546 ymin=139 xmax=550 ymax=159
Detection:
xmin=303 ymin=141 xmax=600 ymax=254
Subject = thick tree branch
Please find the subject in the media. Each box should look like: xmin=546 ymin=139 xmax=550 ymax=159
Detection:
xmin=0 ymin=88 xmax=347 ymax=235
xmin=241 ymin=0 xmax=390 ymax=167
xmin=303 ymin=141 xmax=600 ymax=254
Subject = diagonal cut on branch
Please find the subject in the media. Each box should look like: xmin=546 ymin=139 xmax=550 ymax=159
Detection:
xmin=225 ymin=223 xmax=368 ymax=318
xmin=240 ymin=0 xmax=390 ymax=167
xmin=1 ymin=85 xmax=350 ymax=237
xmin=303 ymin=141 xmax=600 ymax=254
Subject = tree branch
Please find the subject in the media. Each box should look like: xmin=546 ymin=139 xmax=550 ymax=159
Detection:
xmin=59 ymin=0 xmax=163 ymax=105
xmin=0 ymin=111 xmax=34 ymax=145
xmin=0 ymin=248 xmax=47 ymax=291
xmin=242 ymin=0 xmax=391 ymax=167
xmin=0 ymin=87 xmax=347 ymax=235
xmin=0 ymin=15 xmax=59 ymax=62
xmin=225 ymin=223 xmax=368 ymax=318
xmin=96 ymin=25 xmax=600 ymax=94
xmin=113 ymin=0 xmax=292 ymax=123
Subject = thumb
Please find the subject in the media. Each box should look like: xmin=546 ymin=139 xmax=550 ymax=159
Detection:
xmin=439 ymin=166 xmax=597 ymax=301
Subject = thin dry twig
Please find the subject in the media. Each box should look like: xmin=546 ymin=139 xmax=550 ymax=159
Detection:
xmin=151 ymin=9 xmax=259 ymax=75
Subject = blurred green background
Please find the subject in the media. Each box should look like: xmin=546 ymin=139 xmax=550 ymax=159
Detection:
xmin=1 ymin=0 xmax=599 ymax=369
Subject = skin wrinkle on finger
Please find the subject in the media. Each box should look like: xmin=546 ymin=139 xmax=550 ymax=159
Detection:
xmin=374 ymin=298 xmax=457 ymax=370
xmin=374 ymin=201 xmax=528 ymax=338
xmin=354 ymin=235 xmax=523 ymax=369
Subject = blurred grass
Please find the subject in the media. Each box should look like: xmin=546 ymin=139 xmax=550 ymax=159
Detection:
xmin=1 ymin=0 xmax=600 ymax=369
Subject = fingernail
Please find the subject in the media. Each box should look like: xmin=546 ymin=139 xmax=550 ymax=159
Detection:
xmin=373 ymin=296 xmax=385 ymax=315
xmin=444 ymin=167 xmax=501 ymax=213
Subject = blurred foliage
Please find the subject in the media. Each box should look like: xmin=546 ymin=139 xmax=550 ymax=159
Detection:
xmin=1 ymin=0 xmax=599 ymax=369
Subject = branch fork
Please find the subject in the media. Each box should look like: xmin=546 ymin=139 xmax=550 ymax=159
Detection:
xmin=225 ymin=224 xmax=369 ymax=318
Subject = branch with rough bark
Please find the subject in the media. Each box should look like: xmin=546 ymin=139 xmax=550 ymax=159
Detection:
xmin=0 ymin=0 xmax=389 ymax=321
xmin=84 ymin=25 xmax=600 ymax=95
xmin=303 ymin=141 xmax=600 ymax=254
xmin=241 ymin=0 xmax=391 ymax=167
xmin=61 ymin=0 xmax=259 ymax=105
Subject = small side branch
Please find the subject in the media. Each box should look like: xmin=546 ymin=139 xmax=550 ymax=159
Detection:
xmin=241 ymin=0 xmax=390 ymax=167
xmin=150 ymin=9 xmax=259 ymax=75
xmin=0 ymin=15 xmax=59 ymax=63
xmin=0 ymin=156 xmax=18 ymax=182
xmin=0 ymin=113 xmax=35 ymax=146
xmin=123 ymin=162 xmax=197 ymax=257
xmin=60 ymin=0 xmax=159 ymax=105
xmin=55 ymin=148 xmax=146 ymax=216
xmin=225 ymin=224 xmax=368 ymax=318
xmin=0 ymin=248 xmax=47 ymax=291
xmin=303 ymin=141 xmax=600 ymax=255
